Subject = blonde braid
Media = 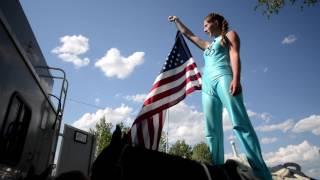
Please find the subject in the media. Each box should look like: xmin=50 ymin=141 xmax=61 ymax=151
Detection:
xmin=221 ymin=18 xmax=229 ymax=47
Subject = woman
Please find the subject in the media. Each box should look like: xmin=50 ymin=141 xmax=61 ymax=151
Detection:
xmin=168 ymin=13 xmax=272 ymax=180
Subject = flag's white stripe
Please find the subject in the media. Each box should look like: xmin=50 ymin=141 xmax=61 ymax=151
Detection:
xmin=145 ymin=66 xmax=200 ymax=102
xmin=137 ymin=79 xmax=201 ymax=117
xmin=140 ymin=79 xmax=201 ymax=116
xmin=153 ymin=58 xmax=196 ymax=84
xmin=142 ymin=119 xmax=150 ymax=148
xmin=130 ymin=124 xmax=138 ymax=146
xmin=151 ymin=113 xmax=160 ymax=150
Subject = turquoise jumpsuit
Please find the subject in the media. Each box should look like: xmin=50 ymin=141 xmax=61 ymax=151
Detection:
xmin=202 ymin=36 xmax=272 ymax=180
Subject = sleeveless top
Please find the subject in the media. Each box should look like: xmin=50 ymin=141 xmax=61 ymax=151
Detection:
xmin=202 ymin=35 xmax=233 ymax=94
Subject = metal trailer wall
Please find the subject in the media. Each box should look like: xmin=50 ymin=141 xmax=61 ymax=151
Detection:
xmin=0 ymin=0 xmax=53 ymax=92
xmin=0 ymin=0 xmax=59 ymax=178
xmin=56 ymin=125 xmax=96 ymax=177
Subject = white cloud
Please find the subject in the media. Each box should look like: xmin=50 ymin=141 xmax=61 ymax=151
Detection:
xmin=52 ymin=35 xmax=90 ymax=68
xmin=167 ymin=101 xmax=204 ymax=146
xmin=257 ymin=119 xmax=294 ymax=132
xmin=115 ymin=93 xmax=122 ymax=98
xmin=166 ymin=105 xmax=271 ymax=145
xmin=260 ymin=112 xmax=272 ymax=122
xmin=125 ymin=93 xmax=147 ymax=103
xmin=169 ymin=107 xmax=267 ymax=138
xmin=281 ymin=34 xmax=297 ymax=44
xmin=223 ymin=108 xmax=232 ymax=131
xmin=247 ymin=110 xmax=257 ymax=117
xmin=247 ymin=110 xmax=272 ymax=122
xmin=292 ymin=115 xmax=320 ymax=135
xmin=95 ymin=48 xmax=144 ymax=79
xmin=72 ymin=104 xmax=133 ymax=131
xmin=95 ymin=98 xmax=100 ymax=105
xmin=166 ymin=102 xmax=232 ymax=146
xmin=265 ymin=141 xmax=316 ymax=165
xmin=263 ymin=67 xmax=268 ymax=73
xmin=261 ymin=137 xmax=278 ymax=144
xmin=264 ymin=141 xmax=320 ymax=178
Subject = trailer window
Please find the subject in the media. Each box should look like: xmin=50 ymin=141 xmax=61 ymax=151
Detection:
xmin=74 ymin=131 xmax=88 ymax=144
xmin=0 ymin=93 xmax=32 ymax=166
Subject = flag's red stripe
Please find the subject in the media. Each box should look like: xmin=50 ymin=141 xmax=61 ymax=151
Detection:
xmin=150 ymin=63 xmax=198 ymax=91
xmin=132 ymin=85 xmax=201 ymax=126
xmin=144 ymin=72 xmax=201 ymax=105
xmin=128 ymin=34 xmax=203 ymax=150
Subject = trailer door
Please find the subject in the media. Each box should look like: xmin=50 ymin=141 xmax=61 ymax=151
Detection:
xmin=56 ymin=124 xmax=96 ymax=176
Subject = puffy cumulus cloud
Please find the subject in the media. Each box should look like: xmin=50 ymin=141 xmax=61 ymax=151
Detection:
xmin=223 ymin=108 xmax=232 ymax=131
xmin=52 ymin=35 xmax=90 ymax=68
xmin=261 ymin=137 xmax=278 ymax=144
xmin=260 ymin=112 xmax=272 ymax=122
xmin=125 ymin=93 xmax=147 ymax=103
xmin=167 ymin=101 xmax=204 ymax=146
xmin=95 ymin=98 xmax=101 ymax=105
xmin=281 ymin=34 xmax=297 ymax=44
xmin=226 ymin=109 xmax=272 ymax=134
xmin=72 ymin=104 xmax=133 ymax=131
xmin=247 ymin=110 xmax=272 ymax=122
xmin=247 ymin=110 xmax=257 ymax=117
xmin=256 ymin=119 xmax=295 ymax=132
xmin=166 ymin=102 xmax=232 ymax=146
xmin=264 ymin=141 xmax=320 ymax=178
xmin=95 ymin=48 xmax=144 ymax=79
xmin=292 ymin=115 xmax=320 ymax=136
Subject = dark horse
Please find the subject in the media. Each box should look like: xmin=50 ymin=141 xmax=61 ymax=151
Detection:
xmin=91 ymin=126 xmax=248 ymax=180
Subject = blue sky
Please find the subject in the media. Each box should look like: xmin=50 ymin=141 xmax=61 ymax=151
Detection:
xmin=21 ymin=0 xmax=320 ymax=177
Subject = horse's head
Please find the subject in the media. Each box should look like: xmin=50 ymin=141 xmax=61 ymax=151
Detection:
xmin=91 ymin=125 xmax=125 ymax=180
xmin=90 ymin=126 xmax=247 ymax=180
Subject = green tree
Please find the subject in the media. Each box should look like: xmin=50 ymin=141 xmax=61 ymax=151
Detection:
xmin=256 ymin=0 xmax=319 ymax=17
xmin=90 ymin=120 xmax=131 ymax=157
xmin=169 ymin=140 xmax=192 ymax=159
xmin=117 ymin=122 xmax=130 ymax=137
xmin=90 ymin=118 xmax=113 ymax=156
xmin=158 ymin=133 xmax=167 ymax=153
xmin=191 ymin=142 xmax=212 ymax=165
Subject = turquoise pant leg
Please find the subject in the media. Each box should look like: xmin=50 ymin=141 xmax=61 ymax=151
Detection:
xmin=202 ymin=91 xmax=224 ymax=165
xmin=215 ymin=75 xmax=272 ymax=180
xmin=202 ymin=75 xmax=272 ymax=179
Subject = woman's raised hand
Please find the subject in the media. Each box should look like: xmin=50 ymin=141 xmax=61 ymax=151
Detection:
xmin=168 ymin=16 xmax=178 ymax=22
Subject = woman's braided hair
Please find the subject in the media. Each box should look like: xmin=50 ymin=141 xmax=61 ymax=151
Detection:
xmin=205 ymin=12 xmax=229 ymax=47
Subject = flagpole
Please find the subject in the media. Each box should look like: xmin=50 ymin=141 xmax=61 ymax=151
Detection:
xmin=166 ymin=109 xmax=169 ymax=153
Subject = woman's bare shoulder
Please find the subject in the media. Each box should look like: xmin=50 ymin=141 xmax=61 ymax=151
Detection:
xmin=226 ymin=30 xmax=239 ymax=38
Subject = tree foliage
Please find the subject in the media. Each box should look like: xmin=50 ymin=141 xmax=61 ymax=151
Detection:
xmin=90 ymin=118 xmax=113 ymax=157
xmin=158 ymin=133 xmax=167 ymax=153
xmin=169 ymin=140 xmax=192 ymax=159
xmin=117 ymin=122 xmax=130 ymax=137
xmin=191 ymin=142 xmax=212 ymax=164
xmin=256 ymin=0 xmax=319 ymax=16
xmin=90 ymin=119 xmax=131 ymax=157
xmin=167 ymin=140 xmax=212 ymax=164
xmin=91 ymin=119 xmax=212 ymax=163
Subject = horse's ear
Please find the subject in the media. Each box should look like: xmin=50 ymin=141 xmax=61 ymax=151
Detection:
xmin=110 ymin=125 xmax=122 ymax=145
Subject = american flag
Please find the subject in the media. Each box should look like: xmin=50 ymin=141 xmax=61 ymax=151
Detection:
xmin=128 ymin=31 xmax=202 ymax=150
